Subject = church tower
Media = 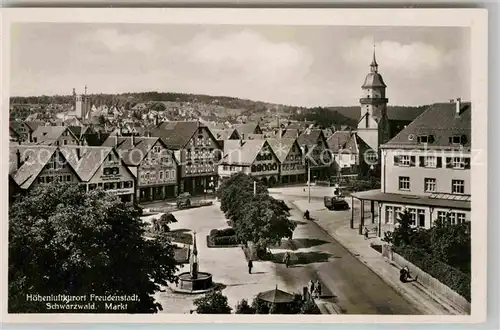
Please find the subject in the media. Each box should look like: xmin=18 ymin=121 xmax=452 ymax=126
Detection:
xmin=73 ymin=86 xmax=91 ymax=120
xmin=356 ymin=46 xmax=390 ymax=153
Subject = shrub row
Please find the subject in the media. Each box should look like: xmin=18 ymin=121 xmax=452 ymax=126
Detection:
xmin=209 ymin=228 xmax=236 ymax=238
xmin=213 ymin=235 xmax=238 ymax=246
xmin=394 ymin=245 xmax=471 ymax=302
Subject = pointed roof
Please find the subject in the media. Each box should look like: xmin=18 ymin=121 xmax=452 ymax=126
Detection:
xmin=59 ymin=146 xmax=115 ymax=181
xmin=9 ymin=145 xmax=58 ymax=189
xmin=102 ymin=136 xmax=175 ymax=166
xmin=266 ymin=138 xmax=300 ymax=163
xmin=222 ymin=139 xmax=275 ymax=165
xmin=150 ymin=121 xmax=201 ymax=149
xmin=363 ymin=45 xmax=386 ymax=89
xmin=257 ymin=286 xmax=294 ymax=303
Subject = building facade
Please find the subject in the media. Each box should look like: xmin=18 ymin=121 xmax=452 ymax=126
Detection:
xmin=267 ymin=138 xmax=306 ymax=184
xmin=219 ymin=139 xmax=281 ymax=186
xmin=351 ymin=100 xmax=471 ymax=235
xmin=296 ymin=128 xmax=332 ymax=181
xmin=60 ymin=146 xmax=136 ymax=203
xmin=102 ymin=135 xmax=178 ymax=202
xmin=151 ymin=121 xmax=221 ymax=195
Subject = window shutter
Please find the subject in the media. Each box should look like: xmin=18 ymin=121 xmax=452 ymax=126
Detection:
xmin=446 ymin=157 xmax=452 ymax=168
xmin=461 ymin=135 xmax=468 ymax=145
xmin=428 ymin=135 xmax=435 ymax=143
xmin=393 ymin=155 xmax=400 ymax=165
xmin=437 ymin=157 xmax=442 ymax=168
xmin=464 ymin=157 xmax=471 ymax=169
xmin=419 ymin=156 xmax=424 ymax=167
xmin=410 ymin=156 xmax=416 ymax=167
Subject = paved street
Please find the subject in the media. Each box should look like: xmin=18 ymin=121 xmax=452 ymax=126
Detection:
xmin=270 ymin=196 xmax=420 ymax=315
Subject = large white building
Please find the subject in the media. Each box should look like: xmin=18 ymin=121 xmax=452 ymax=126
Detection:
xmin=351 ymin=99 xmax=471 ymax=235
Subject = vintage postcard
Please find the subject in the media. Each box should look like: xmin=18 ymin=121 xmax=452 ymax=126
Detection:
xmin=0 ymin=8 xmax=488 ymax=324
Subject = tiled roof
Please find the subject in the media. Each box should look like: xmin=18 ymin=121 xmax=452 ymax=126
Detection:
xmin=327 ymin=131 xmax=351 ymax=152
xmin=102 ymin=136 xmax=173 ymax=166
xmin=210 ymin=128 xmax=239 ymax=141
xmin=59 ymin=146 xmax=114 ymax=182
xmin=24 ymin=120 xmax=46 ymax=132
xmin=150 ymin=121 xmax=200 ymax=149
xmin=31 ymin=126 xmax=69 ymax=144
xmin=222 ymin=139 xmax=268 ymax=165
xmin=266 ymin=138 xmax=298 ymax=163
xmin=9 ymin=145 xmax=58 ymax=189
xmin=234 ymin=123 xmax=261 ymax=136
xmin=362 ymin=72 xmax=386 ymax=88
xmin=382 ymin=102 xmax=471 ymax=149
xmin=281 ymin=128 xmax=301 ymax=139
xmin=296 ymin=129 xmax=325 ymax=148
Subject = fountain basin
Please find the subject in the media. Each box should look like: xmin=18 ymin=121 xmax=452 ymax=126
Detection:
xmin=170 ymin=272 xmax=214 ymax=294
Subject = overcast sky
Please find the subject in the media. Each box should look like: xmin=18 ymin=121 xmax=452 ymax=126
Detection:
xmin=10 ymin=24 xmax=470 ymax=107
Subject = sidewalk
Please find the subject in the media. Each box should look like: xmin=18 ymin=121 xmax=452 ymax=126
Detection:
xmin=292 ymin=199 xmax=466 ymax=315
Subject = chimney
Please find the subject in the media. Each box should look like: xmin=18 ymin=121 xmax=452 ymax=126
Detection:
xmin=455 ymin=98 xmax=462 ymax=117
xmin=16 ymin=149 xmax=21 ymax=169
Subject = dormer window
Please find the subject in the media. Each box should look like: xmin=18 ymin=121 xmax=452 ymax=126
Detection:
xmin=417 ymin=135 xmax=435 ymax=144
xmin=449 ymin=135 xmax=468 ymax=145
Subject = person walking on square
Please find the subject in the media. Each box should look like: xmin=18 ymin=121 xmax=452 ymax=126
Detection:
xmin=364 ymin=226 xmax=369 ymax=239
xmin=315 ymin=280 xmax=322 ymax=298
xmin=248 ymin=259 xmax=253 ymax=274
xmin=283 ymin=252 xmax=291 ymax=268
xmin=308 ymin=280 xmax=315 ymax=298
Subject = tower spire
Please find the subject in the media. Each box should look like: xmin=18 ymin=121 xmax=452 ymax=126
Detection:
xmin=370 ymin=43 xmax=378 ymax=73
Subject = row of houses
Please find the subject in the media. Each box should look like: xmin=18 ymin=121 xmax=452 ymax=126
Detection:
xmin=9 ymin=119 xmax=340 ymax=204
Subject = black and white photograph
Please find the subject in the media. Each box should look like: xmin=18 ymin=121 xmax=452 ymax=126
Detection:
xmin=1 ymin=8 xmax=488 ymax=323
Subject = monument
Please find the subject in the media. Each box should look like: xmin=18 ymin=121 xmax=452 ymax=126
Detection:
xmin=174 ymin=231 xmax=214 ymax=293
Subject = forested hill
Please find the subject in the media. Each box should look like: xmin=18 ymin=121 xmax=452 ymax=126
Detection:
xmin=10 ymin=92 xmax=428 ymax=127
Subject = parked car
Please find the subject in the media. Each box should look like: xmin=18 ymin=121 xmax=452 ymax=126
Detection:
xmin=324 ymin=196 xmax=350 ymax=211
xmin=176 ymin=192 xmax=192 ymax=209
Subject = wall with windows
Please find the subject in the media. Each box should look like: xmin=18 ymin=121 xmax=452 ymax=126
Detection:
xmin=34 ymin=151 xmax=79 ymax=187
xmin=180 ymin=127 xmax=221 ymax=177
xmin=218 ymin=164 xmax=251 ymax=178
xmin=382 ymin=203 xmax=470 ymax=230
xmin=86 ymin=151 xmax=135 ymax=196
xmin=281 ymin=143 xmax=305 ymax=176
xmin=381 ymin=149 xmax=471 ymax=196
xmin=250 ymin=144 xmax=279 ymax=176
xmin=137 ymin=142 xmax=177 ymax=187
xmin=306 ymin=136 xmax=332 ymax=169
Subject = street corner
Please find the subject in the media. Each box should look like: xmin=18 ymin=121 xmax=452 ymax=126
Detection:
xmin=292 ymin=200 xmax=325 ymax=213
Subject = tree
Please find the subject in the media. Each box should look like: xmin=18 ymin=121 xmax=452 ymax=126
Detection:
xmin=390 ymin=208 xmax=416 ymax=247
xmin=156 ymin=213 xmax=177 ymax=232
xmin=217 ymin=173 xmax=267 ymax=222
xmin=193 ymin=289 xmax=232 ymax=314
xmin=429 ymin=219 xmax=471 ymax=273
xmin=236 ymin=194 xmax=296 ymax=252
xmin=234 ymin=299 xmax=255 ymax=314
xmin=8 ymin=182 xmax=179 ymax=313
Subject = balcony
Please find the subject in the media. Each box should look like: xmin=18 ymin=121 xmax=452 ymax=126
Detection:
xmin=359 ymin=98 xmax=389 ymax=104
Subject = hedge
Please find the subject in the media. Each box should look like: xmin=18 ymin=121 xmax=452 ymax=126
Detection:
xmin=394 ymin=245 xmax=471 ymax=301
xmin=213 ymin=235 xmax=238 ymax=246
xmin=210 ymin=228 xmax=236 ymax=238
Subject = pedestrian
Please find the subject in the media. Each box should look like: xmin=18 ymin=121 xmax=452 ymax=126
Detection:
xmin=403 ymin=266 xmax=418 ymax=282
xmin=399 ymin=268 xmax=407 ymax=283
xmin=308 ymin=280 xmax=315 ymax=298
xmin=283 ymin=252 xmax=291 ymax=268
xmin=248 ymin=259 xmax=253 ymax=274
xmin=364 ymin=226 xmax=369 ymax=239
xmin=315 ymin=280 xmax=322 ymax=298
